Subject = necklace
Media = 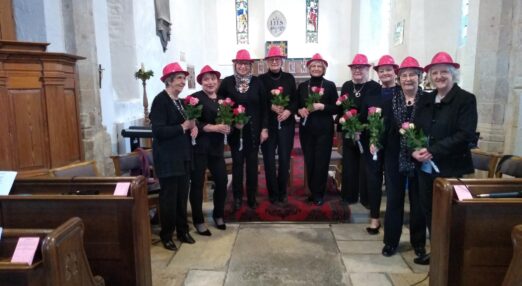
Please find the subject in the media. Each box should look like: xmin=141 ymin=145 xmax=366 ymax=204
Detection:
xmin=172 ymin=98 xmax=187 ymax=120
xmin=270 ymin=71 xmax=282 ymax=81
xmin=353 ymin=82 xmax=366 ymax=98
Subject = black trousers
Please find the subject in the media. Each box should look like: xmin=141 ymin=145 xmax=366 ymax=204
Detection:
xmin=418 ymin=170 xmax=436 ymax=234
xmin=361 ymin=149 xmax=384 ymax=218
xmin=341 ymin=137 xmax=368 ymax=205
xmin=231 ymin=145 xmax=259 ymax=204
xmin=383 ymin=170 xmax=426 ymax=248
xmin=299 ymin=127 xmax=333 ymax=201
xmin=158 ymin=175 xmax=189 ymax=240
xmin=190 ymin=153 xmax=228 ymax=225
xmin=261 ymin=123 xmax=295 ymax=201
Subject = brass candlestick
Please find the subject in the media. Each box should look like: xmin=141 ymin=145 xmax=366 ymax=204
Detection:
xmin=135 ymin=63 xmax=154 ymax=126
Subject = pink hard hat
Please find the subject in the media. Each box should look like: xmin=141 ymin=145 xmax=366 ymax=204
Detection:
xmin=348 ymin=53 xmax=371 ymax=67
xmin=373 ymin=55 xmax=399 ymax=71
xmin=265 ymin=46 xmax=286 ymax=59
xmin=398 ymin=56 xmax=423 ymax=72
xmin=306 ymin=53 xmax=328 ymax=67
xmin=196 ymin=65 xmax=221 ymax=85
xmin=424 ymin=51 xmax=460 ymax=72
xmin=161 ymin=62 xmax=189 ymax=82
xmin=232 ymin=49 xmax=254 ymax=62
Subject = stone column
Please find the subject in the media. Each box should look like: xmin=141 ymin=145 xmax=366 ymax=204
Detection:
xmin=472 ymin=0 xmax=515 ymax=153
xmin=62 ymin=0 xmax=113 ymax=174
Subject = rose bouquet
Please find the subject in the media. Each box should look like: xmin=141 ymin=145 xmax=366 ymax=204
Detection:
xmin=399 ymin=122 xmax=440 ymax=173
xmin=233 ymin=104 xmax=250 ymax=151
xmin=270 ymin=86 xmax=290 ymax=130
xmin=216 ymin=97 xmax=235 ymax=145
xmin=336 ymin=93 xmax=355 ymax=112
xmin=183 ymin=95 xmax=202 ymax=145
xmin=339 ymin=108 xmax=365 ymax=153
xmin=302 ymin=86 xmax=324 ymax=126
xmin=367 ymin=106 xmax=384 ymax=161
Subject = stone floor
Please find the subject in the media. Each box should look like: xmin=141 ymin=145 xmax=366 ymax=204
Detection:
xmin=150 ymin=201 xmax=430 ymax=286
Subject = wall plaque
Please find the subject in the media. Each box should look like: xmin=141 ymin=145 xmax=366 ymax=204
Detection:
xmin=267 ymin=10 xmax=286 ymax=37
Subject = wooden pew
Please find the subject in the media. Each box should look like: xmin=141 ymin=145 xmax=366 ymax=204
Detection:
xmin=0 ymin=176 xmax=152 ymax=286
xmin=503 ymin=224 xmax=522 ymax=286
xmin=0 ymin=217 xmax=104 ymax=286
xmin=431 ymin=178 xmax=522 ymax=286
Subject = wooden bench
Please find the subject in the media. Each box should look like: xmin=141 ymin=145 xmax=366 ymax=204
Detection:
xmin=503 ymin=224 xmax=522 ymax=286
xmin=1 ymin=176 xmax=152 ymax=286
xmin=431 ymin=178 xmax=522 ymax=286
xmin=0 ymin=217 xmax=104 ymax=286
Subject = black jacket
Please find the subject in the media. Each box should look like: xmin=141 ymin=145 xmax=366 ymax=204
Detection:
xmin=413 ymin=84 xmax=477 ymax=177
xmin=191 ymin=90 xmax=225 ymax=156
xmin=259 ymin=71 xmax=298 ymax=129
xmin=217 ymin=75 xmax=268 ymax=149
xmin=297 ymin=76 xmax=338 ymax=134
xmin=149 ymin=90 xmax=192 ymax=178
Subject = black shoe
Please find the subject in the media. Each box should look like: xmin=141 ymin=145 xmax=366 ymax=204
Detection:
xmin=366 ymin=225 xmax=381 ymax=235
xmin=382 ymin=245 xmax=397 ymax=257
xmin=279 ymin=196 xmax=288 ymax=204
xmin=234 ymin=199 xmax=242 ymax=211
xmin=247 ymin=200 xmax=258 ymax=209
xmin=269 ymin=197 xmax=278 ymax=204
xmin=196 ymin=229 xmax=212 ymax=236
xmin=177 ymin=232 xmax=196 ymax=244
xmin=161 ymin=239 xmax=178 ymax=251
xmin=213 ymin=217 xmax=226 ymax=230
xmin=307 ymin=196 xmax=314 ymax=202
xmin=413 ymin=246 xmax=426 ymax=257
xmin=413 ymin=253 xmax=430 ymax=265
xmin=313 ymin=199 xmax=324 ymax=206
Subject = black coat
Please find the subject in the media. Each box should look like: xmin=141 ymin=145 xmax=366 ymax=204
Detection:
xmin=149 ymin=90 xmax=192 ymax=178
xmin=191 ymin=90 xmax=225 ymax=156
xmin=413 ymin=84 xmax=477 ymax=177
xmin=217 ymin=75 xmax=268 ymax=149
xmin=297 ymin=76 xmax=338 ymax=134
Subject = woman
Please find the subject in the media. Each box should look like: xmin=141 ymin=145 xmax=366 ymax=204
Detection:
xmin=381 ymin=56 xmax=427 ymax=258
xmin=297 ymin=53 xmax=338 ymax=206
xmin=259 ymin=46 xmax=297 ymax=204
xmin=412 ymin=52 xmax=478 ymax=265
xmin=217 ymin=49 xmax=269 ymax=210
xmin=150 ymin=62 xmax=198 ymax=251
xmin=339 ymin=54 xmax=381 ymax=208
xmin=189 ymin=65 xmax=229 ymax=235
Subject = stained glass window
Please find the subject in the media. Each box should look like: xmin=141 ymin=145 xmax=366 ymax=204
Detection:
xmin=306 ymin=0 xmax=319 ymax=43
xmin=236 ymin=0 xmax=249 ymax=44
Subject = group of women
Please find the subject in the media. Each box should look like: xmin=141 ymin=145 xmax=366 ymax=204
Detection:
xmin=149 ymin=47 xmax=478 ymax=268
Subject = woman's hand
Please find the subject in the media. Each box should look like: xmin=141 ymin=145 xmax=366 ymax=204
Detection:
xmin=312 ymin=103 xmax=325 ymax=111
xmin=412 ymin=148 xmax=433 ymax=162
xmin=190 ymin=126 xmax=198 ymax=138
xmin=298 ymin=108 xmax=309 ymax=118
xmin=370 ymin=144 xmax=377 ymax=155
xmin=271 ymin=104 xmax=284 ymax=114
xmin=277 ymin=110 xmax=291 ymax=122
xmin=235 ymin=123 xmax=244 ymax=129
xmin=181 ymin=119 xmax=196 ymax=132
xmin=260 ymin=128 xmax=269 ymax=143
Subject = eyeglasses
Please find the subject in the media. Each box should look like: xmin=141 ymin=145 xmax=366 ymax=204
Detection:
xmin=351 ymin=66 xmax=367 ymax=71
xmin=399 ymin=73 xmax=418 ymax=79
xmin=267 ymin=58 xmax=282 ymax=63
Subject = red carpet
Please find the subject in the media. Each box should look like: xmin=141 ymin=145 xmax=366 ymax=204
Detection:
xmin=223 ymin=134 xmax=351 ymax=222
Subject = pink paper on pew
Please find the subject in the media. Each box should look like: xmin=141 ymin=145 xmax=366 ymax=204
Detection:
xmin=113 ymin=182 xmax=130 ymax=196
xmin=11 ymin=237 xmax=40 ymax=265
xmin=454 ymin=185 xmax=473 ymax=201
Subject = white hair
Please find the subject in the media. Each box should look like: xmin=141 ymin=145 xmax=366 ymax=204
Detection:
xmin=428 ymin=64 xmax=460 ymax=86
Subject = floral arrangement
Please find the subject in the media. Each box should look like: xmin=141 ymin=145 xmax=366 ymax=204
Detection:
xmin=270 ymin=86 xmax=290 ymax=130
xmin=183 ymin=96 xmax=202 ymax=120
xmin=336 ymin=93 xmax=355 ymax=111
xmin=216 ymin=97 xmax=235 ymax=144
xmin=367 ymin=106 xmax=384 ymax=160
xmin=339 ymin=108 xmax=365 ymax=153
xmin=233 ymin=105 xmax=250 ymax=151
xmin=134 ymin=64 xmax=154 ymax=81
xmin=399 ymin=122 xmax=440 ymax=173
xmin=302 ymin=86 xmax=324 ymax=126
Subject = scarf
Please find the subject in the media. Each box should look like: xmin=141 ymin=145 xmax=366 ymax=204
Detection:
xmin=392 ymin=88 xmax=423 ymax=173
xmin=234 ymin=73 xmax=252 ymax=93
